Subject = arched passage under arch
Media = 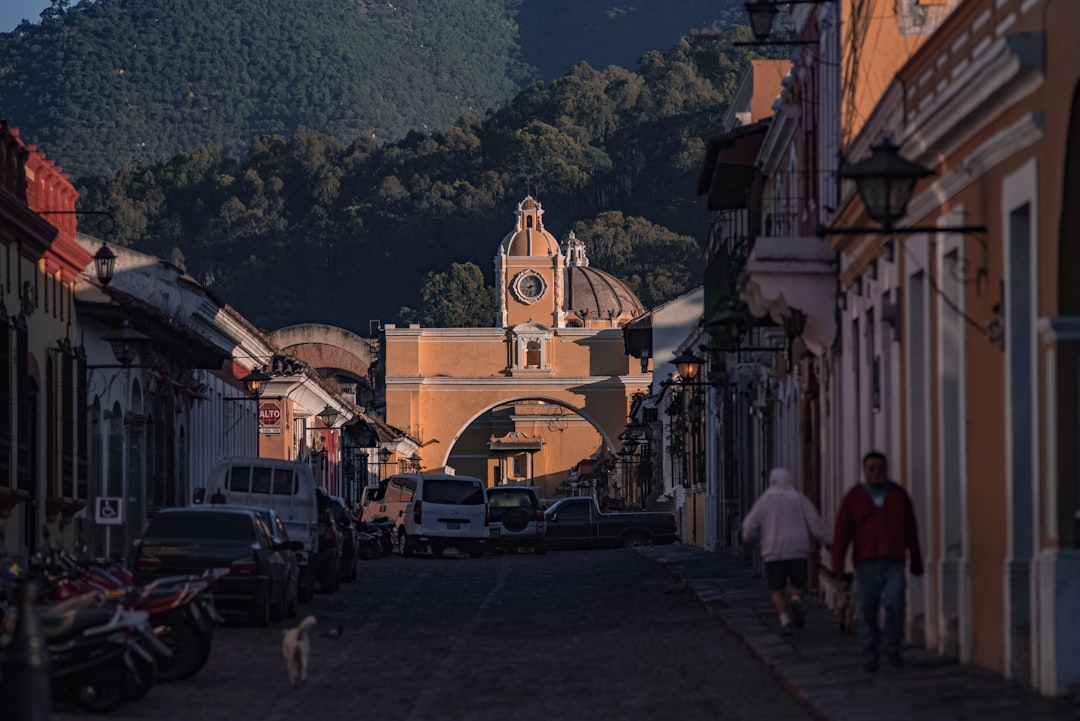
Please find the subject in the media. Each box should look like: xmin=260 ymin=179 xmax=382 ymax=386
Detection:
xmin=435 ymin=396 xmax=614 ymax=498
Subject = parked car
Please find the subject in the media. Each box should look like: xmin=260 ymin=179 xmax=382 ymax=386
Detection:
xmin=486 ymin=485 xmax=547 ymax=554
xmin=315 ymin=487 xmax=343 ymax=591
xmin=329 ymin=495 xmax=359 ymax=582
xmin=369 ymin=473 xmax=489 ymax=558
xmin=543 ymin=496 xmax=678 ymax=550
xmin=247 ymin=506 xmax=301 ymax=617
xmin=203 ymin=456 xmax=321 ymax=602
xmin=132 ymin=506 xmax=300 ymax=626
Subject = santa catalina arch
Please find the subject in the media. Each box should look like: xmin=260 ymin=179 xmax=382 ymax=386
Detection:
xmin=383 ymin=197 xmax=651 ymax=496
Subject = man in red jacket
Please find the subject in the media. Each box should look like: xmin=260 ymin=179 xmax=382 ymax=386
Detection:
xmin=832 ymin=451 xmax=923 ymax=672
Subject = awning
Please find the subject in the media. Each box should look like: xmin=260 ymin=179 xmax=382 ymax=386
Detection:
xmin=697 ymin=120 xmax=770 ymax=211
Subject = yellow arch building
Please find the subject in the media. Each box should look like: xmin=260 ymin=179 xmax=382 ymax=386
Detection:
xmin=383 ymin=197 xmax=651 ymax=498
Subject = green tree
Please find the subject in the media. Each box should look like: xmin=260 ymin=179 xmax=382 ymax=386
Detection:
xmin=398 ymin=262 xmax=496 ymax=328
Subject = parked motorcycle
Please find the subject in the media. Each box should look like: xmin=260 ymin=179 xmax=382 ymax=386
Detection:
xmin=29 ymin=548 xmax=224 ymax=684
xmin=356 ymin=516 xmax=394 ymax=559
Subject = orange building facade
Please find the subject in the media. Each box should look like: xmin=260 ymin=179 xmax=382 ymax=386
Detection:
xmin=384 ymin=198 xmax=651 ymax=499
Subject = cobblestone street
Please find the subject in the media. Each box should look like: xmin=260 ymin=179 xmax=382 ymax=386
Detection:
xmin=52 ymin=549 xmax=818 ymax=721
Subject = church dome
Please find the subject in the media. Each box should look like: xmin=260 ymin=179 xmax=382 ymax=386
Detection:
xmin=562 ymin=232 xmax=645 ymax=326
xmin=498 ymin=196 xmax=562 ymax=258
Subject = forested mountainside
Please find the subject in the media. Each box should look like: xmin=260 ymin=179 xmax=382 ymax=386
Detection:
xmin=0 ymin=0 xmax=748 ymax=179
xmin=76 ymin=26 xmax=774 ymax=333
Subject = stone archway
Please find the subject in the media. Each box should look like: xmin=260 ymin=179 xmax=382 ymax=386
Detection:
xmin=267 ymin=324 xmax=380 ymax=409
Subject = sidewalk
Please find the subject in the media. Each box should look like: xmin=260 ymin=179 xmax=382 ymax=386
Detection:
xmin=635 ymin=544 xmax=1080 ymax=721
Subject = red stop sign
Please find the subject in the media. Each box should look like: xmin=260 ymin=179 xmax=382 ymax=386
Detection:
xmin=258 ymin=402 xmax=282 ymax=426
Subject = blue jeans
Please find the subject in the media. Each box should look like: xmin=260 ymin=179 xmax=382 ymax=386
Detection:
xmin=854 ymin=558 xmax=906 ymax=659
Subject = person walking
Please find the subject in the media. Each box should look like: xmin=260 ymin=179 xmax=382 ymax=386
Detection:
xmin=742 ymin=467 xmax=830 ymax=636
xmin=832 ymin=451 xmax=923 ymax=672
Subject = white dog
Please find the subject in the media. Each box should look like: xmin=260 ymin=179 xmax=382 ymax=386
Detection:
xmin=282 ymin=615 xmax=317 ymax=688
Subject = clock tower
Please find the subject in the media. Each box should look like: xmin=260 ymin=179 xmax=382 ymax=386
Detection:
xmin=495 ymin=196 xmax=565 ymax=329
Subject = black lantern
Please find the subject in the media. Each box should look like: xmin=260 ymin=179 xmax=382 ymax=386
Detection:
xmin=93 ymin=242 xmax=117 ymax=286
xmin=103 ymin=320 xmax=150 ymax=367
xmin=745 ymin=0 xmax=780 ymax=42
xmin=839 ymin=136 xmax=933 ymax=229
xmin=672 ymin=350 xmax=705 ymax=383
xmin=316 ymin=404 xmax=341 ymax=428
xmin=239 ymin=369 xmax=272 ymax=399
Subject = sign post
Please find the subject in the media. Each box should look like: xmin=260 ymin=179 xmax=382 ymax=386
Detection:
xmin=95 ymin=496 xmax=123 ymax=560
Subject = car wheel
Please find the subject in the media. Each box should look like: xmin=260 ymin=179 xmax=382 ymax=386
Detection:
xmin=286 ymin=585 xmax=299 ymax=618
xmin=534 ymin=539 xmax=548 ymax=555
xmin=501 ymin=508 xmax=530 ymax=532
xmin=622 ymin=532 xmax=649 ymax=548
xmin=430 ymin=545 xmax=444 ymax=558
xmin=299 ymin=577 xmax=314 ymax=603
xmin=468 ymin=548 xmax=485 ymax=559
xmin=253 ymin=591 xmax=271 ymax=627
xmin=271 ymin=582 xmax=285 ymax=621
xmin=398 ymin=529 xmax=413 ymax=557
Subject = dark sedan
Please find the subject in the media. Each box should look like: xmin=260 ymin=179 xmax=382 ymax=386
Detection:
xmin=132 ymin=507 xmax=299 ymax=626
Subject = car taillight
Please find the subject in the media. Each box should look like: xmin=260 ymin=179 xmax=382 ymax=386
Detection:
xmin=230 ymin=557 xmax=259 ymax=574
xmin=134 ymin=554 xmax=161 ymax=570
xmin=322 ymin=524 xmax=336 ymax=547
xmin=294 ymin=552 xmax=305 ymax=563
xmin=413 ymin=500 xmax=422 ymax=524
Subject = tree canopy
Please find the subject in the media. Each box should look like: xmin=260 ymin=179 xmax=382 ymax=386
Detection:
xmin=70 ymin=15 xmax=779 ymax=331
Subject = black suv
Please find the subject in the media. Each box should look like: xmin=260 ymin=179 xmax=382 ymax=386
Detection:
xmin=315 ymin=487 xmax=343 ymax=593
xmin=487 ymin=486 xmax=547 ymax=554
xmin=329 ymin=495 xmax=359 ymax=582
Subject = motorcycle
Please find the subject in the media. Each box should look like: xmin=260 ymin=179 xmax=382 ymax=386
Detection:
xmin=356 ymin=516 xmax=394 ymax=559
xmin=30 ymin=548 xmax=225 ymax=684
xmin=37 ymin=594 xmax=164 ymax=713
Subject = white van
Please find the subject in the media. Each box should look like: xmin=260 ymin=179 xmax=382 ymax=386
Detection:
xmin=203 ymin=457 xmax=321 ymax=601
xmin=369 ymin=473 xmax=489 ymax=558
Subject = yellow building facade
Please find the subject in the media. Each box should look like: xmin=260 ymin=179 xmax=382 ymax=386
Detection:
xmin=383 ymin=197 xmax=651 ymax=499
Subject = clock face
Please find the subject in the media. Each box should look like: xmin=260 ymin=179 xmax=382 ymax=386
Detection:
xmin=520 ymin=275 xmax=542 ymax=297
xmin=515 ymin=272 xmax=545 ymax=302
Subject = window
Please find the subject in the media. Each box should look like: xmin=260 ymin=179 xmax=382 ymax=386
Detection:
xmin=226 ymin=466 xmax=298 ymax=494
xmin=510 ymin=322 xmax=552 ymax=371
xmin=145 ymin=511 xmax=255 ymax=541
xmin=557 ymin=503 xmax=591 ymax=521
xmin=421 ymin=479 xmax=485 ymax=505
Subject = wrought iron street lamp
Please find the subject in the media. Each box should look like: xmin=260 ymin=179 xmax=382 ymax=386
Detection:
xmin=93 ymin=242 xmax=117 ymax=286
xmin=87 ymin=320 xmax=153 ymax=369
xmin=239 ymin=369 xmax=272 ymax=400
xmin=734 ymin=0 xmax=826 ymax=45
xmin=379 ymin=447 xmax=392 ymax=480
xmin=818 ymin=137 xmax=987 ymax=236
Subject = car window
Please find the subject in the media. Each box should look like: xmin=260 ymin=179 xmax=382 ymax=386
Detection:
xmin=489 ymin=489 xmax=534 ymax=508
xmin=226 ymin=466 xmax=297 ymax=494
xmin=553 ymin=502 xmax=590 ymax=521
xmin=145 ymin=511 xmax=255 ymax=541
xmin=401 ymin=478 xmax=416 ymax=502
xmin=274 ymin=515 xmax=290 ymax=541
xmin=422 ymin=479 xmax=485 ymax=505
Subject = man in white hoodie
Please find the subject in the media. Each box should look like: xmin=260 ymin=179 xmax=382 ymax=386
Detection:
xmin=742 ymin=467 xmax=830 ymax=636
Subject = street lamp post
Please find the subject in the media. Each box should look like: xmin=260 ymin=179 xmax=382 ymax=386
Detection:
xmin=379 ymin=447 xmax=392 ymax=480
xmin=315 ymin=405 xmax=341 ymax=494
xmin=239 ymin=369 xmax=271 ymax=456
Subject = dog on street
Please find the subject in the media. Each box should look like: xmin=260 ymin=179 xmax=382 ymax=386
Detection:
xmin=282 ymin=615 xmax=317 ymax=688
xmin=817 ymin=565 xmax=856 ymax=635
